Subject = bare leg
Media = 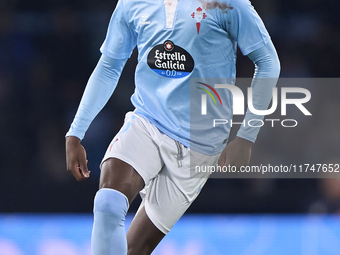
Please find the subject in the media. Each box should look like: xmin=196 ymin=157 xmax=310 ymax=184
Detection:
xmin=92 ymin=158 xmax=144 ymax=255
xmin=96 ymin=157 xmax=164 ymax=255
xmin=127 ymin=204 xmax=165 ymax=255
xmin=99 ymin=157 xmax=144 ymax=202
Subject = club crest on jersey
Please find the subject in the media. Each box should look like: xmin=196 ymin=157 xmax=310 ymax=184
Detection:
xmin=147 ymin=40 xmax=194 ymax=78
xmin=191 ymin=7 xmax=207 ymax=34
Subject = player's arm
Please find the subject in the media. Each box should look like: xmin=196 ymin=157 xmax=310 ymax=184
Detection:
xmin=218 ymin=0 xmax=280 ymax=167
xmin=66 ymin=0 xmax=136 ymax=181
xmin=218 ymin=41 xmax=280 ymax=167
xmin=236 ymin=40 xmax=280 ymax=142
xmin=66 ymin=55 xmax=128 ymax=181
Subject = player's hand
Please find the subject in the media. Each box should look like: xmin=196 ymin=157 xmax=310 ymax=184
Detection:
xmin=65 ymin=136 xmax=91 ymax=181
xmin=218 ymin=137 xmax=253 ymax=168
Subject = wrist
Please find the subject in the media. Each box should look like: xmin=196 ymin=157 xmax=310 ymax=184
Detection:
xmin=66 ymin=135 xmax=81 ymax=144
xmin=235 ymin=136 xmax=253 ymax=146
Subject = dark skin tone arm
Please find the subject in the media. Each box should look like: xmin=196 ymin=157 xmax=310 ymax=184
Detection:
xmin=218 ymin=136 xmax=253 ymax=168
xmin=65 ymin=136 xmax=91 ymax=181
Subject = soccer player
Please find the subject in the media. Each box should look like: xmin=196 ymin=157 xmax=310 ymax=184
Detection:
xmin=65 ymin=0 xmax=280 ymax=254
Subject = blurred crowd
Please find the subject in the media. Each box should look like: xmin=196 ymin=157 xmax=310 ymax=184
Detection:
xmin=1 ymin=0 xmax=340 ymax=214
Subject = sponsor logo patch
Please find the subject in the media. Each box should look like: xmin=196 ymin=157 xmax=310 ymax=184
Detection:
xmin=147 ymin=40 xmax=194 ymax=78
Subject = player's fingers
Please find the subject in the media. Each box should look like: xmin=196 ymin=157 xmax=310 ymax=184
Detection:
xmin=66 ymin=157 xmax=87 ymax=181
xmin=83 ymin=160 xmax=91 ymax=177
xmin=225 ymin=157 xmax=243 ymax=169
xmin=69 ymin=162 xmax=85 ymax=181
xmin=78 ymin=158 xmax=90 ymax=179
xmin=80 ymin=167 xmax=91 ymax=178
xmin=218 ymin=155 xmax=226 ymax=167
xmin=70 ymin=146 xmax=90 ymax=179
xmin=218 ymin=149 xmax=228 ymax=167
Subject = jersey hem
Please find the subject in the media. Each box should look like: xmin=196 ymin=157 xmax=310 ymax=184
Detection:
xmin=134 ymin=109 xmax=225 ymax=156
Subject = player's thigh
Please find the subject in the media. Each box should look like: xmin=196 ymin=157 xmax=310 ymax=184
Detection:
xmin=100 ymin=158 xmax=144 ymax=203
xmin=99 ymin=112 xmax=164 ymax=203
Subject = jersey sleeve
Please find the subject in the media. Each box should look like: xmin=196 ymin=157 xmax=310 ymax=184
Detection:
xmin=236 ymin=41 xmax=280 ymax=143
xmin=66 ymin=55 xmax=128 ymax=140
xmin=225 ymin=0 xmax=270 ymax=56
xmin=100 ymin=0 xmax=137 ymax=59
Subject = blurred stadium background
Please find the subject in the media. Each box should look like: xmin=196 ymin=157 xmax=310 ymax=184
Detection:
xmin=1 ymin=0 xmax=340 ymax=254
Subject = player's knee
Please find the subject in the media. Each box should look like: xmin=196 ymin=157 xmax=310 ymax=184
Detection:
xmin=93 ymin=188 xmax=129 ymax=219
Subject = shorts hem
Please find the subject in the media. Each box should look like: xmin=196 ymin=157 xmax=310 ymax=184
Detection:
xmin=145 ymin=200 xmax=170 ymax=235
xmin=100 ymin=153 xmax=150 ymax=187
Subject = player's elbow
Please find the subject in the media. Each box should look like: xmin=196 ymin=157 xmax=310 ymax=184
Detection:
xmin=271 ymin=55 xmax=281 ymax=77
xmin=263 ymin=52 xmax=281 ymax=78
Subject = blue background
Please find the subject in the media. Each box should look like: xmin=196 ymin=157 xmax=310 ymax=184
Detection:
xmin=1 ymin=214 xmax=340 ymax=255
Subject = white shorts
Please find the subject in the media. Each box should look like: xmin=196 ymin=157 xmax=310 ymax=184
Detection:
xmin=101 ymin=112 xmax=220 ymax=234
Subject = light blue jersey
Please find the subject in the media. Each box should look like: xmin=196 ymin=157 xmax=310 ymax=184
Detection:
xmin=100 ymin=0 xmax=270 ymax=154
xmin=67 ymin=0 xmax=279 ymax=155
xmin=100 ymin=0 xmax=271 ymax=153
